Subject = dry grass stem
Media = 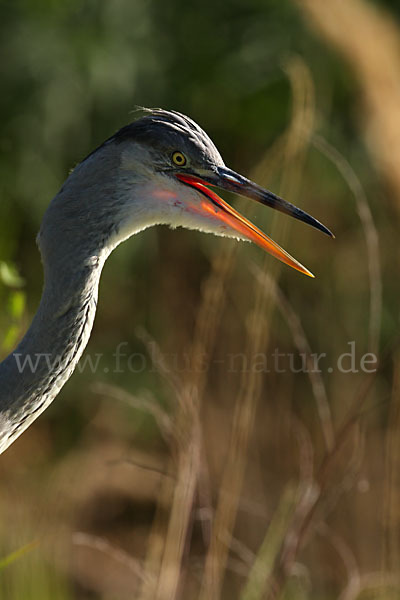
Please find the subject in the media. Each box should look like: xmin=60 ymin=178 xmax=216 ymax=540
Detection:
xmin=135 ymin=326 xmax=184 ymax=409
xmin=72 ymin=532 xmax=151 ymax=585
xmin=92 ymin=382 xmax=173 ymax=440
xmin=252 ymin=266 xmax=334 ymax=452
xmin=296 ymin=0 xmax=400 ymax=215
xmin=312 ymin=135 xmax=382 ymax=358
xmin=200 ymin=55 xmax=316 ymax=600
xmin=199 ymin=271 xmax=273 ymax=600
xmin=317 ymin=523 xmax=361 ymax=600
xmin=382 ymin=354 xmax=400 ymax=573
xmin=240 ymin=485 xmax=298 ymax=600
xmin=139 ymin=243 xmax=235 ymax=600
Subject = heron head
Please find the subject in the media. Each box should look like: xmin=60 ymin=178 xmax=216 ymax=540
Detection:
xmin=109 ymin=109 xmax=333 ymax=277
xmin=56 ymin=109 xmax=330 ymax=278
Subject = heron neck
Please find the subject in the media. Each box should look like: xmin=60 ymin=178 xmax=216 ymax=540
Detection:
xmin=0 ymin=254 xmax=105 ymax=453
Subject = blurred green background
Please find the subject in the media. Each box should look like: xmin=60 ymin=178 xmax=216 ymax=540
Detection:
xmin=1 ymin=0 xmax=400 ymax=598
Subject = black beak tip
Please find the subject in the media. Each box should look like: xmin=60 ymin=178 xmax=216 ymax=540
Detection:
xmin=298 ymin=211 xmax=334 ymax=239
xmin=320 ymin=223 xmax=335 ymax=238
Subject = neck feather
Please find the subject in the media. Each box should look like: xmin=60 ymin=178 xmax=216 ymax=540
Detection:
xmin=0 ymin=255 xmax=105 ymax=453
xmin=0 ymin=139 xmax=154 ymax=454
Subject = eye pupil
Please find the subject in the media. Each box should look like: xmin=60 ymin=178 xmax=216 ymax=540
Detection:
xmin=172 ymin=151 xmax=186 ymax=166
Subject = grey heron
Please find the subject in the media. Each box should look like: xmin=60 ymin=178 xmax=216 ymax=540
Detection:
xmin=0 ymin=109 xmax=332 ymax=454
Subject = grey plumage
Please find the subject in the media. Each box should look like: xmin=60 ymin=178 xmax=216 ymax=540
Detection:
xmin=0 ymin=109 xmax=332 ymax=454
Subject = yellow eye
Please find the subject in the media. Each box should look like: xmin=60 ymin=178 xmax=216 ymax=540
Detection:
xmin=172 ymin=151 xmax=187 ymax=167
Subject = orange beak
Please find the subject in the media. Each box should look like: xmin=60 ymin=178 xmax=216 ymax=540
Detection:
xmin=176 ymin=168 xmax=333 ymax=278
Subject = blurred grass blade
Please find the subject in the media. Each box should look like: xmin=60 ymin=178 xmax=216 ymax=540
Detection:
xmin=0 ymin=540 xmax=39 ymax=570
xmin=1 ymin=290 xmax=26 ymax=352
xmin=8 ymin=290 xmax=26 ymax=319
xmin=2 ymin=324 xmax=21 ymax=352
xmin=240 ymin=486 xmax=296 ymax=600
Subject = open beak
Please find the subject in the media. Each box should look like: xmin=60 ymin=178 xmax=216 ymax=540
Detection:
xmin=176 ymin=166 xmax=333 ymax=278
